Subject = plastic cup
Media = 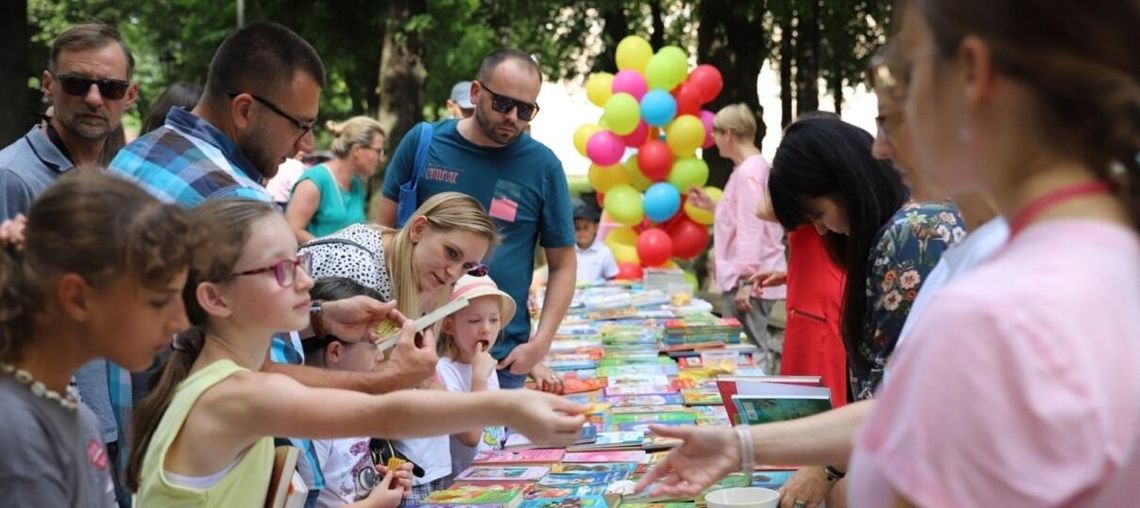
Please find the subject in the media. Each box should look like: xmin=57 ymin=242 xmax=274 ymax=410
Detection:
xmin=704 ymin=487 xmax=781 ymax=508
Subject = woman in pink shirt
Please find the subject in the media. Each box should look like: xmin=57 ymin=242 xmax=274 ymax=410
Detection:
xmin=690 ymin=104 xmax=787 ymax=371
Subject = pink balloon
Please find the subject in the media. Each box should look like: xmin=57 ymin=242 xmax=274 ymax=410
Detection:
xmin=623 ymin=121 xmax=650 ymax=148
xmin=586 ymin=130 xmax=626 ymax=166
xmin=699 ymin=110 xmax=716 ymax=149
xmin=612 ymin=70 xmax=649 ymax=101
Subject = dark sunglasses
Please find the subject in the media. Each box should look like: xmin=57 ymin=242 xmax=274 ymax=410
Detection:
xmin=51 ymin=72 xmax=130 ymax=100
xmin=228 ymin=92 xmax=316 ymax=140
xmin=231 ymin=252 xmax=312 ymax=288
xmin=476 ymin=81 xmax=540 ymax=121
xmin=464 ymin=262 xmax=490 ymax=277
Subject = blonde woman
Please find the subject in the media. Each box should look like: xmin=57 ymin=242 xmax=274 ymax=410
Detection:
xmin=287 ymin=116 xmax=386 ymax=242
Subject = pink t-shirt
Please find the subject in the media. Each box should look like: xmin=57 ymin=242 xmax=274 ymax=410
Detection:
xmin=848 ymin=219 xmax=1140 ymax=508
xmin=713 ymin=154 xmax=787 ymax=298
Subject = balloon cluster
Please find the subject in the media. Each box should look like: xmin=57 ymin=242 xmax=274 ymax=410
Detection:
xmin=574 ymin=36 xmax=726 ymax=279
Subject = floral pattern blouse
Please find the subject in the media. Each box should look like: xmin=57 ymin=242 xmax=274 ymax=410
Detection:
xmin=851 ymin=202 xmax=966 ymax=400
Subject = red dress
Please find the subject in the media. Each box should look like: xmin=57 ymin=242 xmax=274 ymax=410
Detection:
xmin=779 ymin=226 xmax=848 ymax=407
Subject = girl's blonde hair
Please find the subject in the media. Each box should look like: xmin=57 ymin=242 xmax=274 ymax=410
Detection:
xmin=713 ymin=103 xmax=758 ymax=141
xmin=325 ymin=116 xmax=385 ymax=158
xmin=378 ymin=192 xmax=498 ymax=320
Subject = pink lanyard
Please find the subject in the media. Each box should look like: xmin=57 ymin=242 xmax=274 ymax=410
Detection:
xmin=1007 ymin=180 xmax=1113 ymax=237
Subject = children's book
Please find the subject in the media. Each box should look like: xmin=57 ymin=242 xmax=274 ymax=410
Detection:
xmin=605 ymin=393 xmax=685 ymax=406
xmin=503 ymin=425 xmax=596 ymax=450
xmin=680 ymin=389 xmax=722 ymax=406
xmin=538 ymin=471 xmax=632 ymax=488
xmin=517 ymin=494 xmax=608 ymax=508
xmin=751 ymin=470 xmax=796 ymax=490
xmin=610 ymin=404 xmax=690 ymax=414
xmin=546 ymin=359 xmax=598 ymax=371
xmin=566 ymin=431 xmax=644 ymax=451
xmin=732 ymin=394 xmax=832 ymax=426
xmin=691 ymin=405 xmax=731 ymax=426
xmin=472 ymin=449 xmax=565 ymax=465
xmin=454 ymin=466 xmax=550 ymax=483
xmin=552 ymin=462 xmax=639 ymax=474
xmin=420 ymin=484 xmax=525 ymax=507
xmin=265 ymin=445 xmax=306 ymax=508
xmin=562 ymin=450 xmax=648 ymax=463
xmin=715 ymin=376 xmax=824 ymax=425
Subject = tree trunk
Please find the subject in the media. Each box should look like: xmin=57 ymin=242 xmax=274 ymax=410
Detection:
xmin=0 ymin=0 xmax=30 ymax=146
xmin=594 ymin=0 xmax=629 ymax=73
xmin=778 ymin=12 xmax=794 ymax=128
xmin=794 ymin=0 xmax=820 ymax=114
xmin=649 ymin=0 xmax=665 ymax=49
xmin=376 ymin=0 xmax=426 ymax=195
xmin=697 ymin=0 xmax=768 ymax=190
xmin=832 ymin=72 xmax=843 ymax=115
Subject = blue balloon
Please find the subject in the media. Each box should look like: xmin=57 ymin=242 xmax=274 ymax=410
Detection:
xmin=643 ymin=182 xmax=682 ymax=223
xmin=640 ymin=90 xmax=677 ymax=127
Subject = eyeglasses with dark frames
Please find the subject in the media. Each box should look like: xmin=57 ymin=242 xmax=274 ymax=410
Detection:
xmin=463 ymin=262 xmax=490 ymax=277
xmin=475 ymin=81 xmax=540 ymax=121
xmin=51 ymin=72 xmax=130 ymax=100
xmin=231 ymin=252 xmax=312 ymax=288
xmin=228 ymin=92 xmax=316 ymax=141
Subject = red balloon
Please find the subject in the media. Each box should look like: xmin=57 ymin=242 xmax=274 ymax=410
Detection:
xmin=633 ymin=217 xmax=652 ymax=234
xmin=673 ymin=82 xmax=703 ymax=117
xmin=615 ymin=262 xmax=644 ymax=281
xmin=666 ymin=217 xmax=710 ymax=259
xmin=636 ymin=228 xmax=674 ymax=267
xmin=623 ymin=121 xmax=650 ymax=148
xmin=689 ymin=64 xmax=724 ymax=103
xmin=637 ymin=140 xmax=674 ymax=181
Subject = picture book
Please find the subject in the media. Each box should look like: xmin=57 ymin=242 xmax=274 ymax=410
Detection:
xmin=546 ymin=359 xmax=598 ymax=371
xmin=680 ymin=389 xmax=723 ymax=406
xmin=552 ymin=462 xmax=639 ymax=474
xmin=517 ymin=494 xmax=608 ymax=508
xmin=420 ymin=484 xmax=525 ymax=507
xmin=562 ymin=450 xmax=648 ymax=463
xmin=454 ymin=466 xmax=550 ymax=482
xmin=610 ymin=411 xmax=696 ymax=425
xmin=640 ymin=434 xmax=684 ymax=451
xmin=597 ymin=364 xmax=678 ymax=377
xmin=732 ymin=394 xmax=832 ymax=426
xmin=751 ymin=470 xmax=796 ymax=490
xmin=503 ymin=425 xmax=596 ymax=450
xmin=715 ymin=376 xmax=825 ymax=425
xmin=472 ymin=449 xmax=565 ymax=465
xmin=616 ymin=420 xmax=688 ymax=434
xmin=610 ymin=404 xmax=690 ymax=414
xmin=691 ymin=405 xmax=731 ymax=426
xmin=604 ymin=393 xmax=685 ymax=406
xmin=559 ymin=377 xmax=607 ymax=394
xmin=523 ymin=484 xmax=605 ymax=499
xmin=566 ymin=431 xmax=644 ymax=451
xmin=538 ymin=471 xmax=632 ymax=488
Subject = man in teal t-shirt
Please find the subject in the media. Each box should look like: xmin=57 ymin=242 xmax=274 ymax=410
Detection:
xmin=378 ymin=49 xmax=576 ymax=389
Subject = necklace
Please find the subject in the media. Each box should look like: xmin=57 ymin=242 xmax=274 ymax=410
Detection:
xmin=1008 ymin=180 xmax=1113 ymax=237
xmin=0 ymin=362 xmax=80 ymax=411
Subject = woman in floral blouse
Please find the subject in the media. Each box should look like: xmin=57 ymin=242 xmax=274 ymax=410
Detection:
xmin=768 ymin=116 xmax=965 ymax=402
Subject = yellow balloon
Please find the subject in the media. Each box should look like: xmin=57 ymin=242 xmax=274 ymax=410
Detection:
xmin=588 ymin=163 xmax=631 ymax=192
xmin=666 ymin=115 xmax=706 ymax=156
xmin=573 ymin=124 xmax=602 ymax=157
xmin=604 ymin=184 xmax=645 ymax=226
xmin=586 ymin=73 xmax=614 ymax=107
xmin=684 ymin=186 xmax=723 ymax=225
xmin=605 ymin=226 xmax=641 ymax=264
xmin=616 ymin=35 xmax=653 ymax=73
xmin=623 ymin=157 xmax=653 ymax=192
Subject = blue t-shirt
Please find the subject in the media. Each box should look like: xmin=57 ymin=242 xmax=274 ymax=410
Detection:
xmin=382 ymin=119 xmax=574 ymax=358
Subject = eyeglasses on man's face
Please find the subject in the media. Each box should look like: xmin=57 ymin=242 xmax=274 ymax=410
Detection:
xmin=475 ymin=81 xmax=540 ymax=121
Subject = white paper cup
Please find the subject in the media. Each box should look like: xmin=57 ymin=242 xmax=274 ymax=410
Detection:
xmin=704 ymin=487 xmax=781 ymax=508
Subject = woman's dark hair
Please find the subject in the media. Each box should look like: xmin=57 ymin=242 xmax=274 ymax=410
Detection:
xmin=769 ymin=117 xmax=908 ymax=370
xmin=0 ymin=172 xmax=195 ymax=363
xmin=140 ymin=83 xmax=203 ymax=135
xmin=126 ymin=199 xmax=276 ymax=492
xmin=913 ymin=0 xmax=1140 ymax=225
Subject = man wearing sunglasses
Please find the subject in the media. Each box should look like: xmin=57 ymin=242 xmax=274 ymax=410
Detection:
xmin=0 ymin=23 xmax=137 ymax=220
xmin=377 ymin=49 xmax=577 ymax=391
xmin=112 ymin=21 xmax=322 ymax=207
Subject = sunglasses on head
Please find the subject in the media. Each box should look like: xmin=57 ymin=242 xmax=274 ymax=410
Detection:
xmin=51 ymin=72 xmax=130 ymax=100
xmin=476 ymin=81 xmax=540 ymax=121
xmin=464 ymin=262 xmax=490 ymax=277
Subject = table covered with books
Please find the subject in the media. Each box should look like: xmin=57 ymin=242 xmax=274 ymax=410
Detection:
xmin=414 ymin=273 xmax=833 ymax=508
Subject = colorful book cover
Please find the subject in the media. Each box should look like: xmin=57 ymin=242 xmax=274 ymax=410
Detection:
xmin=566 ymin=430 xmax=644 ymax=451
xmin=610 ymin=404 xmax=690 ymax=414
xmin=610 ymin=412 xmax=696 ymax=425
xmin=691 ymin=405 xmax=731 ymax=426
xmin=562 ymin=450 xmax=648 ymax=463
xmin=751 ymin=470 xmax=796 ymax=490
xmin=517 ymin=495 xmax=608 ymax=508
xmin=732 ymin=395 xmax=832 ymax=425
xmin=616 ymin=421 xmax=689 ymax=434
xmin=681 ymin=389 xmax=723 ymax=405
xmin=538 ymin=471 xmax=632 ymax=488
xmin=454 ymin=466 xmax=550 ymax=482
xmin=523 ymin=485 xmax=606 ymax=499
xmin=546 ymin=359 xmax=598 ymax=371
xmin=420 ymin=484 xmax=525 ymax=506
xmin=605 ymin=393 xmax=685 ymax=406
xmin=552 ymin=462 xmax=639 ymax=474
xmin=472 ymin=449 xmax=565 ymax=465
xmin=597 ymin=364 xmax=678 ymax=377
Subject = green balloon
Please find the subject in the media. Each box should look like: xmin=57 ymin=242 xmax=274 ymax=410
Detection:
xmin=667 ymin=157 xmax=710 ymax=192
xmin=603 ymin=184 xmax=645 ymax=226
xmin=683 ymin=270 xmax=699 ymax=292
xmin=645 ymin=46 xmax=689 ymax=91
xmin=603 ymin=93 xmax=641 ymax=136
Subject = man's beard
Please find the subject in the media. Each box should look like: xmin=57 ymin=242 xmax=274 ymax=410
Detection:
xmin=239 ymin=130 xmax=285 ymax=179
xmin=58 ymin=110 xmax=114 ymax=141
xmin=474 ymin=106 xmax=522 ymax=146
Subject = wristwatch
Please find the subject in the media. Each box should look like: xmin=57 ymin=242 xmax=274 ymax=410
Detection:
xmin=823 ymin=465 xmax=846 ymax=482
xmin=309 ymin=300 xmax=326 ymax=338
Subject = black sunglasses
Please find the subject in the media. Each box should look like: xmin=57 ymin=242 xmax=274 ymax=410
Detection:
xmin=228 ymin=92 xmax=316 ymax=139
xmin=51 ymin=72 xmax=130 ymax=100
xmin=475 ymin=81 xmax=540 ymax=121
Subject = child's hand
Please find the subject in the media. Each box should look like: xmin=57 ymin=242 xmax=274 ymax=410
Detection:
xmin=472 ymin=342 xmax=497 ymax=381
xmin=530 ymin=363 xmax=564 ymax=394
xmin=375 ymin=463 xmax=414 ymax=491
xmin=362 ymin=468 xmax=404 ymax=508
xmin=502 ymin=390 xmax=588 ymax=447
